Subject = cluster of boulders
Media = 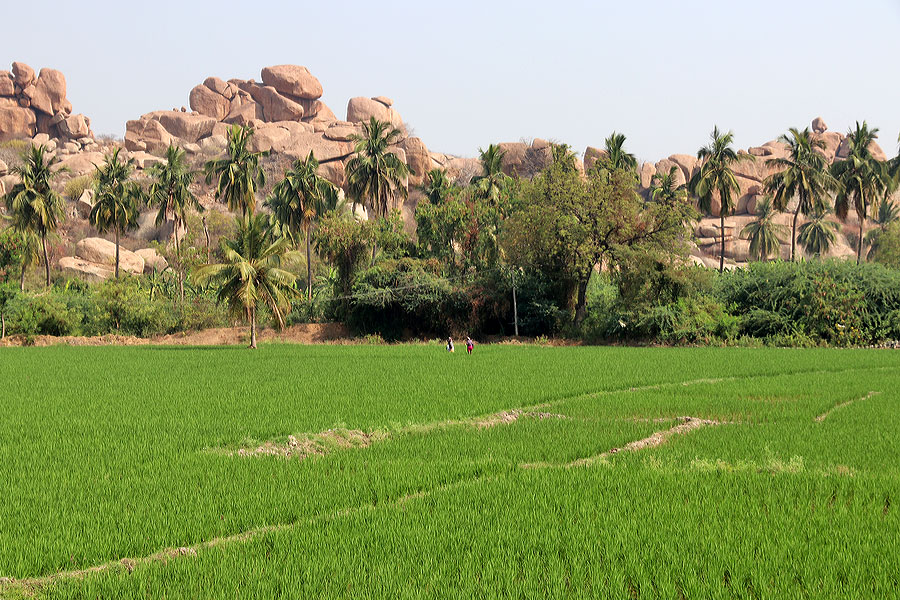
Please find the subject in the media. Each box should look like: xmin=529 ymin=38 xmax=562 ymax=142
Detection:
xmin=58 ymin=238 xmax=167 ymax=282
xmin=122 ymin=65 xmax=438 ymax=192
xmin=0 ymin=62 xmax=93 ymax=142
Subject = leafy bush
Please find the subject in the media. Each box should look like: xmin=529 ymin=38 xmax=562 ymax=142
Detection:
xmin=716 ymin=260 xmax=900 ymax=345
xmin=9 ymin=293 xmax=80 ymax=337
xmin=94 ymin=278 xmax=175 ymax=336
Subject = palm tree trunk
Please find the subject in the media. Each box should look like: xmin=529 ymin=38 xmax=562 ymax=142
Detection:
xmin=42 ymin=233 xmax=50 ymax=287
xmin=20 ymin=263 xmax=26 ymax=292
xmin=791 ymin=206 xmax=800 ymax=262
xmin=202 ymin=216 xmax=211 ymax=264
xmin=857 ymin=219 xmax=864 ymax=265
xmin=115 ymin=227 xmax=120 ymax=279
xmin=1 ymin=310 xmax=5 ymax=339
xmin=719 ymin=213 xmax=725 ymax=272
xmin=249 ymin=306 xmax=257 ymax=349
xmin=305 ymin=225 xmax=312 ymax=301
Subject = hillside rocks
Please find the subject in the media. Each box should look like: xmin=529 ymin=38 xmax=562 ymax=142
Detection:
xmin=0 ymin=62 xmax=89 ymax=141
xmin=60 ymin=238 xmax=145 ymax=279
xmin=124 ymin=64 xmax=416 ymax=193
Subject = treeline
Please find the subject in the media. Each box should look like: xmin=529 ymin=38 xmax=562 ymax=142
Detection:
xmin=2 ymin=119 xmax=900 ymax=346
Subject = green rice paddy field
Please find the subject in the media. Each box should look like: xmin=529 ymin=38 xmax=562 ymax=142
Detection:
xmin=1 ymin=344 xmax=899 ymax=598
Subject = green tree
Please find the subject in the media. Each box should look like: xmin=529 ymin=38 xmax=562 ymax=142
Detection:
xmin=415 ymin=173 xmax=467 ymax=269
xmin=346 ymin=117 xmax=409 ymax=228
xmin=764 ymin=127 xmax=837 ymax=262
xmin=266 ymin=151 xmax=339 ymax=300
xmin=420 ymin=168 xmax=454 ymax=205
xmin=314 ymin=211 xmax=375 ymax=308
xmin=0 ymin=282 xmax=17 ymax=339
xmin=650 ymin=166 xmax=688 ymax=205
xmin=504 ymin=150 xmax=694 ymax=325
xmin=90 ymin=148 xmax=142 ymax=279
xmin=797 ymin=210 xmax=840 ymax=258
xmin=741 ymin=197 xmax=786 ymax=261
xmin=148 ymin=145 xmax=202 ymax=301
xmin=0 ymin=227 xmax=41 ymax=291
xmin=831 ymin=121 xmax=893 ymax=264
xmin=689 ymin=126 xmax=752 ymax=272
xmin=195 ymin=214 xmax=298 ymax=349
xmin=864 ymin=199 xmax=900 ymax=260
xmin=4 ymin=144 xmax=65 ymax=287
xmin=204 ymin=124 xmax=267 ymax=218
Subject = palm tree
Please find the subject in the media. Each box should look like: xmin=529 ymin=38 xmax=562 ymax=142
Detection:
xmin=148 ymin=145 xmax=202 ymax=301
xmin=266 ymin=151 xmax=339 ymax=300
xmin=5 ymin=145 xmax=65 ymax=287
xmin=195 ymin=214 xmax=298 ymax=349
xmin=864 ymin=199 xmax=900 ymax=260
xmin=472 ymin=144 xmax=509 ymax=206
xmin=90 ymin=149 xmax=142 ymax=278
xmin=204 ymin=124 xmax=267 ymax=218
xmin=650 ymin=166 xmax=687 ymax=205
xmin=689 ymin=126 xmax=752 ymax=272
xmin=741 ymin=197 xmax=786 ymax=261
xmin=346 ymin=117 xmax=409 ymax=260
xmin=798 ymin=210 xmax=840 ymax=258
xmin=604 ymin=132 xmax=637 ymax=172
xmin=831 ymin=121 xmax=893 ymax=264
xmin=765 ymin=127 xmax=838 ymax=262
xmin=420 ymin=169 xmax=453 ymax=205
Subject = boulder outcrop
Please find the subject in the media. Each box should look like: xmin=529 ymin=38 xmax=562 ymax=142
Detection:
xmin=69 ymin=238 xmax=144 ymax=277
xmin=0 ymin=62 xmax=90 ymax=141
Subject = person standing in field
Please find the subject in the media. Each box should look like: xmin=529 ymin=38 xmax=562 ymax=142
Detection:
xmin=466 ymin=337 xmax=474 ymax=355
xmin=447 ymin=337 xmax=454 ymax=352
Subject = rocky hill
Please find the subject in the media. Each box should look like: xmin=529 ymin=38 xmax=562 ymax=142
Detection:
xmin=0 ymin=60 xmax=892 ymax=279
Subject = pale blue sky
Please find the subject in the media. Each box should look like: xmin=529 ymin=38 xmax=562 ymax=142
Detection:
xmin=5 ymin=0 xmax=899 ymax=162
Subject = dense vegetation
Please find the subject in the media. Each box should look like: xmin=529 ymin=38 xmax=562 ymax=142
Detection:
xmin=1 ymin=120 xmax=900 ymax=346
xmin=0 ymin=345 xmax=898 ymax=598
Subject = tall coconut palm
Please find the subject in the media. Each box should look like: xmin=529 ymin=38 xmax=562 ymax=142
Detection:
xmin=741 ymin=197 xmax=786 ymax=261
xmin=195 ymin=214 xmax=298 ymax=349
xmin=798 ymin=210 xmax=840 ymax=258
xmin=765 ymin=127 xmax=838 ymax=262
xmin=604 ymin=132 xmax=637 ymax=172
xmin=689 ymin=126 xmax=752 ymax=272
xmin=204 ymin=124 xmax=267 ymax=218
xmin=831 ymin=122 xmax=893 ymax=264
xmin=420 ymin=168 xmax=453 ymax=205
xmin=266 ymin=151 xmax=339 ymax=300
xmin=346 ymin=117 xmax=409 ymax=260
xmin=650 ymin=166 xmax=688 ymax=205
xmin=90 ymin=149 xmax=142 ymax=279
xmin=148 ymin=145 xmax=202 ymax=301
xmin=4 ymin=145 xmax=65 ymax=287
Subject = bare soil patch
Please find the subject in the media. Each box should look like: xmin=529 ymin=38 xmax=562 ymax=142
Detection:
xmin=228 ymin=428 xmax=382 ymax=459
xmin=0 ymin=322 xmax=351 ymax=347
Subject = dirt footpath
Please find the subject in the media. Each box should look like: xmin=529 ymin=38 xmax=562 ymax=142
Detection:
xmin=0 ymin=322 xmax=351 ymax=347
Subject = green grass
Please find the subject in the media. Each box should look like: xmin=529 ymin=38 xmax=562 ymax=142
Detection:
xmin=1 ymin=344 xmax=898 ymax=598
